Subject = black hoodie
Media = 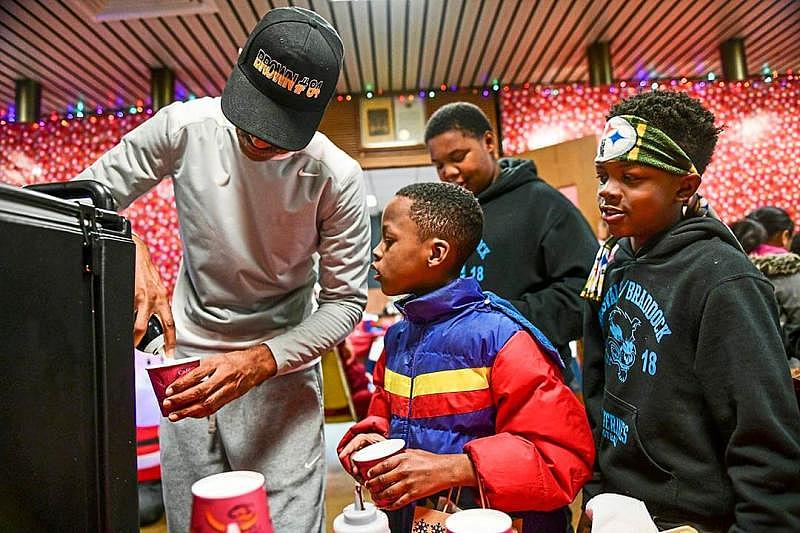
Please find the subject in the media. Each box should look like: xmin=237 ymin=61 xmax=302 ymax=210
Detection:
xmin=464 ymin=158 xmax=598 ymax=361
xmin=582 ymin=217 xmax=800 ymax=532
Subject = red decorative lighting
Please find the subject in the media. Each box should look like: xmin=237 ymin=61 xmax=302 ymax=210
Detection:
xmin=501 ymin=76 xmax=800 ymax=224
xmin=0 ymin=113 xmax=182 ymax=293
xmin=1 ymin=77 xmax=798 ymax=297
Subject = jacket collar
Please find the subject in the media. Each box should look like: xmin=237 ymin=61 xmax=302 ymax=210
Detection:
xmin=396 ymin=277 xmax=484 ymax=323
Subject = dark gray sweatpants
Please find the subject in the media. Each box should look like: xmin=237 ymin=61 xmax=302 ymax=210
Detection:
xmin=160 ymin=364 xmax=326 ymax=532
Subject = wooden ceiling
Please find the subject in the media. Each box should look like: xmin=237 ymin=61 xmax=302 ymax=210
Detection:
xmin=1 ymin=0 xmax=798 ymax=116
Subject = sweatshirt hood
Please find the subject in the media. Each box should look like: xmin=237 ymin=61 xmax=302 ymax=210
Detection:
xmin=477 ymin=157 xmax=539 ymax=202
xmin=614 ymin=216 xmax=743 ymax=264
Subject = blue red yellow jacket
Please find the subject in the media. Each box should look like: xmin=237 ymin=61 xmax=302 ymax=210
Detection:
xmin=339 ymin=278 xmax=594 ymax=521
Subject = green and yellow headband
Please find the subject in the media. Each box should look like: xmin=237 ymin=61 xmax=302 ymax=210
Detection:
xmin=595 ymin=115 xmax=698 ymax=175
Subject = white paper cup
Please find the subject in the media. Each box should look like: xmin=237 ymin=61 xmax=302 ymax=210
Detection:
xmin=445 ymin=508 xmax=513 ymax=533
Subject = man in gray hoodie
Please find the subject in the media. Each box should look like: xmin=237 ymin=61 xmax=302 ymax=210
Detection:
xmin=77 ymin=7 xmax=370 ymax=532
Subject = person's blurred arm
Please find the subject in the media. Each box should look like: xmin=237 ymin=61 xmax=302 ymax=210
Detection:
xmin=773 ymin=274 xmax=800 ymax=358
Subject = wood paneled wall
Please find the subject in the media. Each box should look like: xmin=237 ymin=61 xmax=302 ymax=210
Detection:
xmin=517 ymin=135 xmax=601 ymax=238
xmin=317 ymin=94 xmax=596 ymax=235
xmin=318 ymin=93 xmax=498 ymax=169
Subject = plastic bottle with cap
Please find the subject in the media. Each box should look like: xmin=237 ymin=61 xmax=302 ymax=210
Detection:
xmin=332 ymin=485 xmax=390 ymax=533
xmin=136 ymin=314 xmax=166 ymax=357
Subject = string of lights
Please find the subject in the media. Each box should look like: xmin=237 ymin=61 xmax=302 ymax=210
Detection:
xmin=1 ymin=75 xmax=797 ymax=295
xmin=501 ymin=75 xmax=800 ymax=226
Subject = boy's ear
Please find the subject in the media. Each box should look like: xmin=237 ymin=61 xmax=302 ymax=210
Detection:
xmin=428 ymin=238 xmax=451 ymax=267
xmin=676 ymin=172 xmax=701 ymax=203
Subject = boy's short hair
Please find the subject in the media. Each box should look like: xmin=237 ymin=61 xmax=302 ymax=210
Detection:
xmin=424 ymin=102 xmax=492 ymax=142
xmin=396 ymin=182 xmax=483 ymax=269
xmin=607 ymin=91 xmax=722 ymax=174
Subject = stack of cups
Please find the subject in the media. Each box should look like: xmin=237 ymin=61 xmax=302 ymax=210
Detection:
xmin=190 ymin=471 xmax=273 ymax=533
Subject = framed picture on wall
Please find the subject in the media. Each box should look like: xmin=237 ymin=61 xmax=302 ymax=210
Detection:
xmin=360 ymin=97 xmax=395 ymax=146
xmin=359 ymin=96 xmax=426 ymax=148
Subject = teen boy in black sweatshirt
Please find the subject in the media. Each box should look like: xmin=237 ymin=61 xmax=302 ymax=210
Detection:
xmin=580 ymin=91 xmax=800 ymax=532
xmin=425 ymin=103 xmax=598 ymax=382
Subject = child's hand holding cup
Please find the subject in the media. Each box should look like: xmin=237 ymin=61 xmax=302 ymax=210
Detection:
xmin=350 ymin=438 xmax=406 ymax=507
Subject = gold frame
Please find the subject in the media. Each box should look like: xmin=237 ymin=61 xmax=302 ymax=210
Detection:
xmin=359 ymin=96 xmax=396 ymax=147
xmin=359 ymin=95 xmax=426 ymax=149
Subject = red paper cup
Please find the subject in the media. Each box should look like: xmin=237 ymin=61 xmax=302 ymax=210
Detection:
xmin=145 ymin=356 xmax=200 ymax=417
xmin=445 ymin=509 xmax=513 ymax=533
xmin=351 ymin=438 xmax=405 ymax=478
xmin=190 ymin=471 xmax=273 ymax=533
xmin=351 ymin=438 xmax=405 ymax=508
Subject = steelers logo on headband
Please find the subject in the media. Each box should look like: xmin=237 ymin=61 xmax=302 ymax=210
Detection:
xmin=596 ymin=116 xmax=637 ymax=162
xmin=594 ymin=114 xmax=699 ymax=175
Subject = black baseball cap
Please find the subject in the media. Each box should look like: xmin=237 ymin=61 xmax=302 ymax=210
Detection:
xmin=221 ymin=7 xmax=343 ymax=151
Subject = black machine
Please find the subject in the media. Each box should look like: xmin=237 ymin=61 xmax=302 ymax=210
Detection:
xmin=0 ymin=181 xmax=137 ymax=531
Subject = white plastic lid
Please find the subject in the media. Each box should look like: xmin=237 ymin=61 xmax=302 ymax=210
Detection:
xmin=191 ymin=470 xmax=265 ymax=499
xmin=445 ymin=508 xmax=512 ymax=533
xmin=351 ymin=439 xmax=405 ymax=463
xmin=343 ymin=502 xmax=379 ymax=525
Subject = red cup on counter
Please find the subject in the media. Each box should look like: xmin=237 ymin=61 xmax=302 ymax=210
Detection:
xmin=145 ymin=356 xmax=200 ymax=417
xmin=351 ymin=438 xmax=406 ymax=478
xmin=190 ymin=471 xmax=273 ymax=533
xmin=445 ymin=508 xmax=513 ymax=533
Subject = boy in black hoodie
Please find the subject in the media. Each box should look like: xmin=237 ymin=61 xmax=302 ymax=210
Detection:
xmin=425 ymin=103 xmax=598 ymax=383
xmin=581 ymin=91 xmax=800 ymax=532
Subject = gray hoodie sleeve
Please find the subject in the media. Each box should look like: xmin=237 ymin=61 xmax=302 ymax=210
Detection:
xmin=265 ymin=167 xmax=370 ymax=374
xmin=74 ymin=107 xmax=180 ymax=208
